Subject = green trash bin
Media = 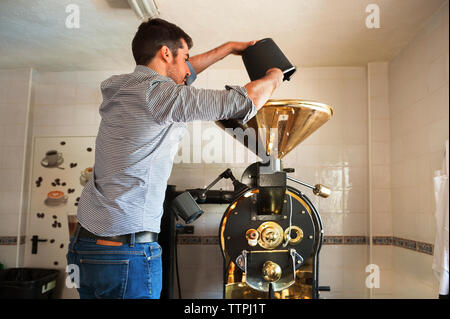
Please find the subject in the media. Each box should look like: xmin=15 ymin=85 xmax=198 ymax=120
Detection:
xmin=0 ymin=268 xmax=59 ymax=299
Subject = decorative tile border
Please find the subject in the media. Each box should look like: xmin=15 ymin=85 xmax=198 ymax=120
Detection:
xmin=322 ymin=236 xmax=344 ymax=245
xmin=416 ymin=241 xmax=434 ymax=255
xmin=177 ymin=235 xmax=220 ymax=245
xmin=393 ymin=237 xmax=417 ymax=251
xmin=176 ymin=235 xmax=434 ymax=255
xmin=322 ymin=236 xmax=367 ymax=245
xmin=372 ymin=236 xmax=393 ymax=245
xmin=344 ymin=236 xmax=367 ymax=245
xmin=372 ymin=236 xmax=433 ymax=255
xmin=0 ymin=236 xmax=26 ymax=245
xmin=1 ymin=234 xmax=433 ymax=256
xmin=0 ymin=237 xmax=18 ymax=245
xmin=177 ymin=235 xmax=202 ymax=245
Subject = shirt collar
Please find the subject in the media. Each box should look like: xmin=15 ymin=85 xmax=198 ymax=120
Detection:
xmin=134 ymin=65 xmax=172 ymax=82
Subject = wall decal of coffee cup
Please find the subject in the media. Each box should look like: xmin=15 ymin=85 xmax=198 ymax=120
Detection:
xmin=41 ymin=150 xmax=64 ymax=168
xmin=44 ymin=190 xmax=68 ymax=206
xmin=80 ymin=167 xmax=93 ymax=186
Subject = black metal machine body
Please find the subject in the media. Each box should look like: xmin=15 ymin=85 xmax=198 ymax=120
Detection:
xmin=218 ymin=162 xmax=325 ymax=299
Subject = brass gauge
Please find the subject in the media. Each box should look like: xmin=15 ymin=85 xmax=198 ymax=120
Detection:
xmin=257 ymin=222 xmax=284 ymax=249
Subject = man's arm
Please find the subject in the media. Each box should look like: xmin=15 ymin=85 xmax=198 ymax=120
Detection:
xmin=146 ymin=68 xmax=283 ymax=125
xmin=189 ymin=41 xmax=283 ymax=110
xmin=188 ymin=41 xmax=256 ymax=75
xmin=244 ymin=68 xmax=283 ymax=110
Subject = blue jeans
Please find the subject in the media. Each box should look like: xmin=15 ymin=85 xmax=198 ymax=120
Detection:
xmin=66 ymin=227 xmax=162 ymax=299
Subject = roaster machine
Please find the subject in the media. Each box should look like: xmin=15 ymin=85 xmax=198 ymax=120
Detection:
xmin=163 ymin=99 xmax=334 ymax=299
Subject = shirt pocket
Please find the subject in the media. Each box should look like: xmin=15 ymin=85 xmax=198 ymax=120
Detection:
xmin=79 ymin=259 xmax=129 ymax=299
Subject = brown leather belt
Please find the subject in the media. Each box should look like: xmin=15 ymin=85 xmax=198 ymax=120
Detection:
xmin=77 ymin=224 xmax=157 ymax=244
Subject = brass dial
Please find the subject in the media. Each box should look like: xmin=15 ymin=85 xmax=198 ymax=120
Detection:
xmin=257 ymin=222 xmax=284 ymax=249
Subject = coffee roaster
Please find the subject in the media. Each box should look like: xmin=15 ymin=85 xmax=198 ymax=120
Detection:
xmin=216 ymin=99 xmax=333 ymax=299
xmin=164 ymin=99 xmax=334 ymax=299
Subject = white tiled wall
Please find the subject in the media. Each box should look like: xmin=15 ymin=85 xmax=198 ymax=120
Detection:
xmin=31 ymin=70 xmax=124 ymax=137
xmin=368 ymin=62 xmax=393 ymax=299
xmin=388 ymin=2 xmax=449 ymax=298
xmin=0 ymin=68 xmax=32 ymax=268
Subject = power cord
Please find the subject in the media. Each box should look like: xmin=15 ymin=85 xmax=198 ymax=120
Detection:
xmin=175 ymin=229 xmax=182 ymax=299
xmin=283 ymin=194 xmax=293 ymax=248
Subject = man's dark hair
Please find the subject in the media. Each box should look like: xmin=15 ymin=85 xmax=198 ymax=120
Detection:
xmin=132 ymin=18 xmax=193 ymax=66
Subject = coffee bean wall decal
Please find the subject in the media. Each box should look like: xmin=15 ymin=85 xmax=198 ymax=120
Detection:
xmin=35 ymin=177 xmax=43 ymax=187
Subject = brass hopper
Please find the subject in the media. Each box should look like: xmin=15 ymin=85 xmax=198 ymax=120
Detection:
xmin=216 ymin=99 xmax=334 ymax=199
xmin=216 ymin=99 xmax=334 ymax=160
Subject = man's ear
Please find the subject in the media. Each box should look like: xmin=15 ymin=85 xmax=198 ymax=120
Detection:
xmin=160 ymin=45 xmax=173 ymax=63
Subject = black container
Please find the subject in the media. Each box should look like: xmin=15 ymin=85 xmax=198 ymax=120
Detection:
xmin=171 ymin=191 xmax=204 ymax=224
xmin=0 ymin=268 xmax=59 ymax=299
xmin=242 ymin=38 xmax=296 ymax=82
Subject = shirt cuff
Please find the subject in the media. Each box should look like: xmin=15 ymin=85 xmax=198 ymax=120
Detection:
xmin=225 ymin=85 xmax=257 ymax=124
xmin=185 ymin=61 xmax=197 ymax=86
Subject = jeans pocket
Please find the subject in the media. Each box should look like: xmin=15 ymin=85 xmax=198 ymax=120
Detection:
xmin=79 ymin=259 xmax=129 ymax=299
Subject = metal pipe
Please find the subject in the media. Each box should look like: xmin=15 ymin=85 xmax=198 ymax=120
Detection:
xmin=286 ymin=175 xmax=315 ymax=189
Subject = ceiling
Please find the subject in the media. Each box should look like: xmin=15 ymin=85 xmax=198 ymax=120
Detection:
xmin=0 ymin=0 xmax=447 ymax=71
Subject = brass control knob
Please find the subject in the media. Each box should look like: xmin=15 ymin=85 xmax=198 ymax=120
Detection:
xmin=313 ymin=184 xmax=331 ymax=198
xmin=262 ymin=261 xmax=282 ymax=282
xmin=257 ymin=222 xmax=284 ymax=249
xmin=245 ymin=229 xmax=259 ymax=247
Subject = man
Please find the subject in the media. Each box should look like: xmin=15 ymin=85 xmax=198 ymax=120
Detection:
xmin=67 ymin=18 xmax=283 ymax=299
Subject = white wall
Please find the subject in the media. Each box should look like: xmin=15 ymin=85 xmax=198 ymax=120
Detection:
xmin=0 ymin=68 xmax=32 ymax=268
xmin=388 ymin=1 xmax=449 ymax=298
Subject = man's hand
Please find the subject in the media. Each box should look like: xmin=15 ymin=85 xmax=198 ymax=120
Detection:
xmin=264 ymin=68 xmax=283 ymax=88
xmin=227 ymin=40 xmax=257 ymax=56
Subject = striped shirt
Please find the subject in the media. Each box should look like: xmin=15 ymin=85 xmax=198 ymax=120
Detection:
xmin=77 ymin=64 xmax=256 ymax=236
